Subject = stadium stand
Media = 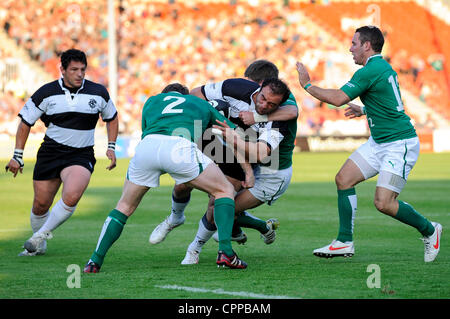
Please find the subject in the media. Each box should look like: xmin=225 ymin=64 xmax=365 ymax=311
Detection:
xmin=295 ymin=0 xmax=450 ymax=120
xmin=0 ymin=0 xmax=448 ymax=138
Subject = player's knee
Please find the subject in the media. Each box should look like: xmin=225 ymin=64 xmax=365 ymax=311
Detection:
xmin=32 ymin=203 xmax=50 ymax=215
xmin=62 ymin=192 xmax=82 ymax=207
xmin=335 ymin=172 xmax=347 ymax=189
xmin=373 ymin=197 xmax=395 ymax=216
xmin=173 ymin=183 xmax=191 ymax=198
xmin=214 ymin=181 xmax=235 ymax=199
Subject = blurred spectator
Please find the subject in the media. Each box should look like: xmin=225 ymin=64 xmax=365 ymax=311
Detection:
xmin=0 ymin=0 xmax=447 ymax=136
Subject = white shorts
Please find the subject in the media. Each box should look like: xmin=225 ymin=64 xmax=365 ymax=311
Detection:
xmin=127 ymin=134 xmax=213 ymax=187
xmin=249 ymin=165 xmax=292 ymax=205
xmin=349 ymin=136 xmax=420 ymax=193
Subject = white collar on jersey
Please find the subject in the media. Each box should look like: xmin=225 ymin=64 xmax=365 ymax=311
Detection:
xmin=58 ymin=77 xmax=85 ymax=93
xmin=250 ymin=87 xmax=260 ymax=111
xmin=365 ymin=54 xmax=383 ymax=65
xmin=58 ymin=77 xmax=85 ymax=105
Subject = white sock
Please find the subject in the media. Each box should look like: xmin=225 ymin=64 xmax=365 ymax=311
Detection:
xmin=188 ymin=216 xmax=215 ymax=253
xmin=39 ymin=199 xmax=76 ymax=233
xmin=30 ymin=210 xmax=49 ymax=233
xmin=168 ymin=194 xmax=190 ymax=224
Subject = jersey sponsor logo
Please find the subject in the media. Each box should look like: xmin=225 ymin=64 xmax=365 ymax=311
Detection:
xmin=345 ymin=82 xmax=356 ymax=88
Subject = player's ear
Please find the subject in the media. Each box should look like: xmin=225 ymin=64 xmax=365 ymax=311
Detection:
xmin=363 ymin=41 xmax=372 ymax=52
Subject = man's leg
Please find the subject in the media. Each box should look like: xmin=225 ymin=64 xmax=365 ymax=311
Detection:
xmin=182 ymin=176 xmax=242 ymax=261
xmin=169 ymin=184 xmax=192 ymax=224
xmin=19 ymin=178 xmax=60 ymax=256
xmin=186 ymin=164 xmax=247 ymax=269
xmin=183 ymin=196 xmax=218 ymax=260
xmin=334 ymin=159 xmax=365 ymax=243
xmin=374 ymin=179 xmax=440 ymax=262
xmin=38 ymin=166 xmax=91 ymax=233
xmin=233 ymin=190 xmax=266 ymax=231
xmin=374 ymin=185 xmax=434 ymax=235
xmin=86 ymin=179 xmax=150 ymax=272
xmin=313 ymin=158 xmax=366 ymax=258
xmin=149 ymin=184 xmax=192 ymax=244
xmin=24 ymin=166 xmax=92 ymax=253
xmin=187 ymin=164 xmax=236 ymax=256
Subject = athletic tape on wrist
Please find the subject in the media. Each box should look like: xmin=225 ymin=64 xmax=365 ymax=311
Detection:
xmin=253 ymin=112 xmax=268 ymax=123
xmin=107 ymin=141 xmax=116 ymax=151
xmin=12 ymin=149 xmax=24 ymax=167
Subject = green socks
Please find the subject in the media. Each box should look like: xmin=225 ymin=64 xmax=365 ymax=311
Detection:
xmin=394 ymin=200 xmax=434 ymax=237
xmin=334 ymin=188 xmax=434 ymax=242
xmin=213 ymin=197 xmax=235 ymax=256
xmin=336 ymin=188 xmax=357 ymax=243
xmin=90 ymin=209 xmax=128 ymax=266
xmin=235 ymin=211 xmax=268 ymax=234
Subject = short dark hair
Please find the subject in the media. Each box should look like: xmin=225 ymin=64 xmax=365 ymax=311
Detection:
xmin=355 ymin=26 xmax=384 ymax=53
xmin=161 ymin=83 xmax=189 ymax=95
xmin=244 ymin=60 xmax=279 ymax=83
xmin=60 ymin=49 xmax=87 ymax=70
xmin=260 ymin=78 xmax=290 ymax=105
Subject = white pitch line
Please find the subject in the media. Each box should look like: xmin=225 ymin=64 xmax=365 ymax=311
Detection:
xmin=155 ymin=284 xmax=298 ymax=299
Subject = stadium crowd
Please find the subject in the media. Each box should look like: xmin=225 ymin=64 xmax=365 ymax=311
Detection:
xmin=0 ymin=0 xmax=447 ymax=137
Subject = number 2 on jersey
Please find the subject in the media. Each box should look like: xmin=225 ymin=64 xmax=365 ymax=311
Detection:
xmin=388 ymin=75 xmax=404 ymax=112
xmin=162 ymin=96 xmax=185 ymax=114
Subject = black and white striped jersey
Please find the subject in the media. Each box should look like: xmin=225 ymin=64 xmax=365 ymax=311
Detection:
xmin=19 ymin=78 xmax=117 ymax=148
xmin=201 ymin=78 xmax=285 ymax=152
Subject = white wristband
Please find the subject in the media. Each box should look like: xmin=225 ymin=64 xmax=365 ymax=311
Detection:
xmin=13 ymin=149 xmax=24 ymax=167
xmin=253 ymin=112 xmax=268 ymax=123
xmin=107 ymin=141 xmax=116 ymax=151
xmin=360 ymin=106 xmax=366 ymax=115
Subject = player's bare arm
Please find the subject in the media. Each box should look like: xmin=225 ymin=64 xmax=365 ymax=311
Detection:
xmin=296 ymin=61 xmax=350 ymax=107
xmin=239 ymin=161 xmax=255 ymax=189
xmin=105 ymin=116 xmax=119 ymax=170
xmin=6 ymin=121 xmax=31 ymax=177
xmin=239 ymin=104 xmax=298 ymax=126
xmin=189 ymin=86 xmax=206 ymax=100
xmin=214 ymin=120 xmax=271 ymax=163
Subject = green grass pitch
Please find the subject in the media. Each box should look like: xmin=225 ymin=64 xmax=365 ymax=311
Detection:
xmin=0 ymin=152 xmax=449 ymax=299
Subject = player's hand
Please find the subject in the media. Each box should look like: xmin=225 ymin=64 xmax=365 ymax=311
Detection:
xmin=242 ymin=169 xmax=255 ymax=189
xmin=106 ymin=149 xmax=117 ymax=170
xmin=5 ymin=158 xmax=23 ymax=178
xmin=344 ymin=103 xmax=364 ymax=118
xmin=239 ymin=111 xmax=256 ymax=126
xmin=296 ymin=61 xmax=311 ymax=88
xmin=213 ymin=120 xmax=236 ymax=141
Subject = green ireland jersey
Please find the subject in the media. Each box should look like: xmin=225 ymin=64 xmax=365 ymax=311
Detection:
xmin=340 ymin=55 xmax=417 ymax=143
xmin=141 ymin=92 xmax=235 ymax=142
xmin=273 ymin=92 xmax=298 ymax=170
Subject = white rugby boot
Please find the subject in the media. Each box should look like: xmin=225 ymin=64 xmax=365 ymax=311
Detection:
xmin=212 ymin=231 xmax=248 ymax=245
xmin=313 ymin=239 xmax=355 ymax=258
xmin=181 ymin=249 xmax=200 ymax=265
xmin=422 ymin=222 xmax=442 ymax=262
xmin=261 ymin=218 xmax=279 ymax=244
xmin=23 ymin=231 xmax=52 ymax=253
xmin=149 ymin=215 xmax=185 ymax=244
xmin=18 ymin=240 xmax=47 ymax=256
